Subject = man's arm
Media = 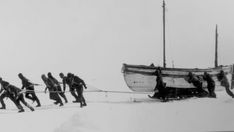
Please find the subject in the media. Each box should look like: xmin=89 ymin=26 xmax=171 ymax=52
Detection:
xmin=44 ymin=87 xmax=48 ymax=93
xmin=0 ymin=85 xmax=3 ymax=94
xmin=80 ymin=79 xmax=87 ymax=89
xmin=63 ymin=79 xmax=66 ymax=92
xmin=21 ymin=81 xmax=26 ymax=89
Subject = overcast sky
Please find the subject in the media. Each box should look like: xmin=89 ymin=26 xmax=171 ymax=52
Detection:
xmin=0 ymin=0 xmax=233 ymax=91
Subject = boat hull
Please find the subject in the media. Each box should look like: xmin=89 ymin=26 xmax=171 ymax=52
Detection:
xmin=122 ymin=64 xmax=234 ymax=92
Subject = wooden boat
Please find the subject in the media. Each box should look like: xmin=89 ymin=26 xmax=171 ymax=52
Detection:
xmin=122 ymin=1 xmax=234 ymax=93
xmin=122 ymin=64 xmax=234 ymax=92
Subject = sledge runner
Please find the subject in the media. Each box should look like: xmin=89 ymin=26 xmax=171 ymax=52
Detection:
xmin=41 ymin=74 xmax=63 ymax=106
xmin=18 ymin=73 xmax=41 ymax=107
xmin=203 ymin=72 xmax=216 ymax=98
xmin=0 ymin=78 xmax=34 ymax=112
xmin=188 ymin=72 xmax=208 ymax=97
xmin=48 ymin=72 xmax=68 ymax=103
xmin=217 ymin=70 xmax=234 ymax=98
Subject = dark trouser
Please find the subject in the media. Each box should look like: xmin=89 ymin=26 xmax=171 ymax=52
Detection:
xmin=16 ymin=94 xmax=34 ymax=111
xmin=0 ymin=92 xmax=34 ymax=111
xmin=0 ymin=92 xmax=12 ymax=109
xmin=70 ymin=86 xmax=86 ymax=106
xmin=224 ymin=86 xmax=234 ymax=98
xmin=159 ymin=89 xmax=167 ymax=101
xmin=70 ymin=88 xmax=79 ymax=101
xmin=207 ymin=85 xmax=216 ymax=98
xmin=25 ymin=91 xmax=41 ymax=106
xmin=59 ymin=92 xmax=68 ymax=103
xmin=49 ymin=92 xmax=63 ymax=106
xmin=56 ymin=86 xmax=68 ymax=103
xmin=0 ymin=92 xmax=20 ymax=109
xmin=77 ymin=86 xmax=86 ymax=106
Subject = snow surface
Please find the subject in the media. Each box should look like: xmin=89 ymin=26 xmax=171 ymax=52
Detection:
xmin=1 ymin=90 xmax=234 ymax=132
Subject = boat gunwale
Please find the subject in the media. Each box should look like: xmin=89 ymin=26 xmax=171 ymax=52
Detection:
xmin=123 ymin=63 xmax=229 ymax=72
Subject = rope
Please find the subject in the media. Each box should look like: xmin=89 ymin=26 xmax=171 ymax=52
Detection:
xmin=17 ymin=83 xmax=151 ymax=94
xmin=0 ymin=84 xmax=153 ymax=114
xmin=0 ymin=90 xmax=153 ymax=114
xmin=20 ymin=89 xmax=151 ymax=94
xmin=92 ymin=90 xmax=151 ymax=94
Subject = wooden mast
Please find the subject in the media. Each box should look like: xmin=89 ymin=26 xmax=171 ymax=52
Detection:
xmin=215 ymin=24 xmax=218 ymax=67
xmin=163 ymin=0 xmax=166 ymax=68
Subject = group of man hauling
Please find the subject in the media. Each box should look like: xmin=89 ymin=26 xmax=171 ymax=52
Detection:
xmin=0 ymin=72 xmax=87 ymax=112
xmin=152 ymin=68 xmax=234 ymax=102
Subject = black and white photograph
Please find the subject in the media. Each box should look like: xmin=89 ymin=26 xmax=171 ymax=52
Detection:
xmin=0 ymin=0 xmax=234 ymax=132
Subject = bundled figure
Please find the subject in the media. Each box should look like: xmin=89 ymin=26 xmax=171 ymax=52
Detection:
xmin=62 ymin=73 xmax=79 ymax=103
xmin=18 ymin=73 xmax=41 ymax=107
xmin=203 ymin=72 xmax=216 ymax=98
xmin=60 ymin=72 xmax=80 ymax=103
xmin=188 ymin=72 xmax=208 ymax=97
xmin=59 ymin=73 xmax=69 ymax=92
xmin=48 ymin=72 xmax=68 ymax=103
xmin=0 ymin=78 xmax=34 ymax=112
xmin=67 ymin=73 xmax=87 ymax=107
xmin=217 ymin=70 xmax=234 ymax=98
xmin=0 ymin=78 xmax=17 ymax=110
xmin=41 ymin=74 xmax=63 ymax=106
xmin=152 ymin=68 xmax=168 ymax=101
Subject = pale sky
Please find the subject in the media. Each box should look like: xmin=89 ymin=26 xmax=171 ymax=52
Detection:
xmin=0 ymin=0 xmax=234 ymax=91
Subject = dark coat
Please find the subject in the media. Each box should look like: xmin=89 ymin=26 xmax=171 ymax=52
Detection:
xmin=203 ymin=74 xmax=215 ymax=88
xmin=43 ymin=78 xmax=60 ymax=100
xmin=72 ymin=76 xmax=87 ymax=88
xmin=217 ymin=71 xmax=230 ymax=88
xmin=1 ymin=80 xmax=22 ymax=99
xmin=188 ymin=75 xmax=203 ymax=89
xmin=61 ymin=76 xmax=72 ymax=91
xmin=20 ymin=78 xmax=34 ymax=90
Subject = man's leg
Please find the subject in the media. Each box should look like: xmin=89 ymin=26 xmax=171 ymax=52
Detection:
xmin=225 ymin=86 xmax=234 ymax=98
xmin=70 ymin=88 xmax=79 ymax=102
xmin=55 ymin=94 xmax=63 ymax=106
xmin=8 ymin=95 xmax=25 ymax=112
xmin=18 ymin=95 xmax=34 ymax=111
xmin=0 ymin=93 xmax=7 ymax=109
xmin=31 ymin=92 xmax=41 ymax=107
xmin=25 ymin=92 xmax=34 ymax=101
xmin=59 ymin=92 xmax=68 ymax=103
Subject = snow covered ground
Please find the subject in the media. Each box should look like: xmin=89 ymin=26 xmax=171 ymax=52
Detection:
xmin=1 ymin=89 xmax=234 ymax=132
